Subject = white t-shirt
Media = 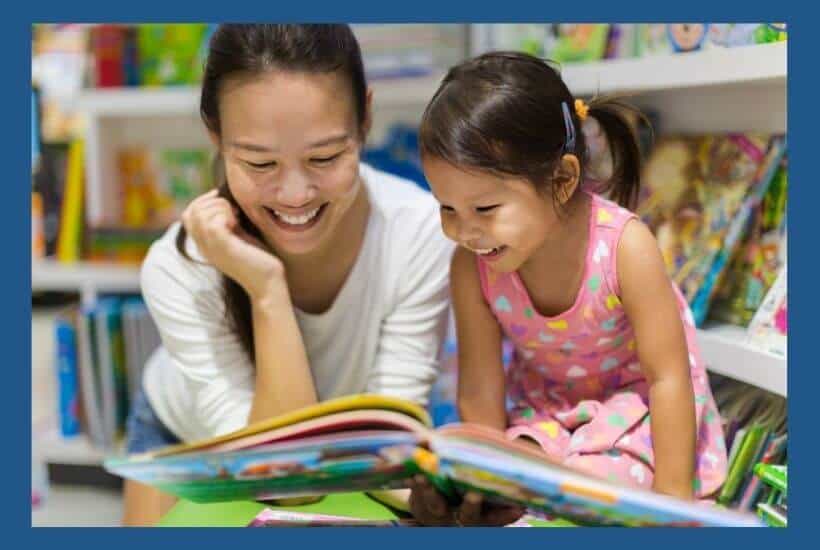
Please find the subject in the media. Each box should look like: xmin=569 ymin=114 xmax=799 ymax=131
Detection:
xmin=140 ymin=164 xmax=455 ymax=442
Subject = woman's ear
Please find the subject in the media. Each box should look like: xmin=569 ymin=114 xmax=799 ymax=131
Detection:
xmin=554 ymin=153 xmax=581 ymax=205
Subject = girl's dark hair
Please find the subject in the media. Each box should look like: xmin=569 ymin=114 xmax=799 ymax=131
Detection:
xmin=175 ymin=24 xmax=368 ymax=361
xmin=419 ymin=51 xmax=647 ymax=210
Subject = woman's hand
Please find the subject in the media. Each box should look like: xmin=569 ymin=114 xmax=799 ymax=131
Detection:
xmin=408 ymin=476 xmax=525 ymax=526
xmin=182 ymin=189 xmax=285 ymax=300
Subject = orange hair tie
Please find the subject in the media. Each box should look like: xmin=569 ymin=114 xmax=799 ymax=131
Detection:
xmin=574 ymin=99 xmax=589 ymax=121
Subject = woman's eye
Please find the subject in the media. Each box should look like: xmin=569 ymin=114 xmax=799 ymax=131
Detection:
xmin=245 ymin=160 xmax=276 ymax=170
xmin=311 ymin=153 xmax=342 ymax=164
xmin=476 ymin=205 xmax=499 ymax=213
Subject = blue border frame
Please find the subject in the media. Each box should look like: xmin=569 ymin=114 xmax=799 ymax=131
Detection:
xmin=18 ymin=3 xmax=811 ymax=548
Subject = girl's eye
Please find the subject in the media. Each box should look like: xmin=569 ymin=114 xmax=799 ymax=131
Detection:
xmin=440 ymin=205 xmax=455 ymax=213
xmin=311 ymin=152 xmax=342 ymax=165
xmin=476 ymin=205 xmax=499 ymax=213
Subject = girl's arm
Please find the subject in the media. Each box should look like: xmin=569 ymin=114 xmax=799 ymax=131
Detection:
xmin=451 ymin=247 xmax=507 ymax=431
xmin=617 ymin=219 xmax=696 ymax=500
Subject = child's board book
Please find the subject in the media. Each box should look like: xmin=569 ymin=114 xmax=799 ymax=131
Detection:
xmin=105 ymin=394 xmax=762 ymax=527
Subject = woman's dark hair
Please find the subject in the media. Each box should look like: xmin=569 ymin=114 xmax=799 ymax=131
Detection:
xmin=175 ymin=24 xmax=368 ymax=361
xmin=419 ymin=51 xmax=647 ymax=211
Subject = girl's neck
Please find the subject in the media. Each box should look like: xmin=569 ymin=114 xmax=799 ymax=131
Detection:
xmin=518 ymin=191 xmax=591 ymax=295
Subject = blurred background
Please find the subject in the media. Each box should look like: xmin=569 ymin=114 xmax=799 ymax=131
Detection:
xmin=31 ymin=23 xmax=788 ymax=526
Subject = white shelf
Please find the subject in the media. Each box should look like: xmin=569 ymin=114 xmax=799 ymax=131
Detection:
xmin=75 ymin=73 xmax=447 ymax=117
xmin=36 ymin=430 xmax=115 ymax=466
xmin=561 ymin=42 xmax=786 ymax=97
xmin=697 ymin=323 xmax=786 ymax=397
xmin=32 ymin=260 xmax=141 ymax=303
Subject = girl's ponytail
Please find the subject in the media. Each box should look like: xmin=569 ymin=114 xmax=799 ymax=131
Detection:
xmin=586 ymin=97 xmax=650 ymax=210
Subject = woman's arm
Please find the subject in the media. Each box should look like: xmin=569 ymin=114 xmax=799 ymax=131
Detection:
xmin=617 ymin=219 xmax=696 ymax=499
xmin=451 ymin=247 xmax=507 ymax=431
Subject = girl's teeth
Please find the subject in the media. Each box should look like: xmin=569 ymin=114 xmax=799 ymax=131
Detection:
xmin=473 ymin=247 xmax=497 ymax=255
xmin=274 ymin=207 xmax=320 ymax=225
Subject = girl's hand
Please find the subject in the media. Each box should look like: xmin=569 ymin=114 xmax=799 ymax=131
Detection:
xmin=408 ymin=476 xmax=525 ymax=526
xmin=182 ymin=189 xmax=285 ymax=300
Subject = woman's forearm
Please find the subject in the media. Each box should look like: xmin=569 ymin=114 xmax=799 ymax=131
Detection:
xmin=247 ymin=285 xmax=317 ymax=424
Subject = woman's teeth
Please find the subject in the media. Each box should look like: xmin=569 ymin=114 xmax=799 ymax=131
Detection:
xmin=273 ymin=207 xmax=320 ymax=225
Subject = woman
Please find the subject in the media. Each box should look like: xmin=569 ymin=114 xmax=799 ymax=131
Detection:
xmin=123 ymin=24 xmax=453 ymax=525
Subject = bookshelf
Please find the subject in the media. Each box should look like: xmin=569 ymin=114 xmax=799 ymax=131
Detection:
xmin=697 ymin=324 xmax=786 ymax=397
xmin=32 ymin=259 xmax=141 ymax=304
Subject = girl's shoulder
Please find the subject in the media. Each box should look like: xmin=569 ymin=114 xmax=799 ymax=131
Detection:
xmin=586 ymin=191 xmax=638 ymax=230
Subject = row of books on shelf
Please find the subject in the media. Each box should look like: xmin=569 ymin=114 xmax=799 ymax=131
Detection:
xmin=31 ymin=139 xmax=206 ymax=263
xmin=53 ymin=296 xmax=161 ymax=449
xmin=40 ymin=23 xmax=466 ymax=90
xmin=711 ymin=375 xmax=788 ymax=525
xmin=481 ymin=23 xmax=787 ymax=63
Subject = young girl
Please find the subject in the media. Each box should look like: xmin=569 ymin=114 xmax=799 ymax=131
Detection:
xmin=124 ymin=24 xmax=453 ymax=525
xmin=410 ymin=52 xmax=728 ymax=525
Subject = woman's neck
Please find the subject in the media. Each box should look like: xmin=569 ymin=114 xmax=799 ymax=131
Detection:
xmin=280 ymin=179 xmax=370 ymax=313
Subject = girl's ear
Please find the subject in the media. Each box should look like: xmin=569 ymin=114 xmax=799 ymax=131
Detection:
xmin=208 ymin=130 xmax=221 ymax=150
xmin=554 ymin=153 xmax=581 ymax=205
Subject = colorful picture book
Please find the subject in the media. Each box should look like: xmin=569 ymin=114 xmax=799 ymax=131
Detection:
xmin=746 ymin=266 xmax=787 ymax=357
xmin=105 ymin=394 xmax=762 ymax=527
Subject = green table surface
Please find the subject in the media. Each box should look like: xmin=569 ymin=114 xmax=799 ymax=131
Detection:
xmin=159 ymin=492 xmax=569 ymax=527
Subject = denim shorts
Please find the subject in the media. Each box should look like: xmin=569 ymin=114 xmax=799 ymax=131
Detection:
xmin=125 ymin=385 xmax=181 ymax=454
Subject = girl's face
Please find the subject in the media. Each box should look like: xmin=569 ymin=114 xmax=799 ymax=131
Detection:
xmin=423 ymin=157 xmax=560 ymax=273
xmin=216 ymin=70 xmax=368 ymax=257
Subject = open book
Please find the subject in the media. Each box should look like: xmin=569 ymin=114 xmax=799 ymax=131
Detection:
xmin=105 ymin=394 xmax=762 ymax=527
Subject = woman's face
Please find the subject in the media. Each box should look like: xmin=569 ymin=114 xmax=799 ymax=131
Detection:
xmin=216 ymin=70 xmax=367 ymax=257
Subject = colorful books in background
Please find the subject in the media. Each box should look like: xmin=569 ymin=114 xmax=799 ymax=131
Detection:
xmin=85 ymin=24 xmax=212 ymax=88
xmin=55 ymin=139 xmax=86 ymax=263
xmin=746 ymin=267 xmax=787 ymax=357
xmin=32 ymin=142 xmax=70 ymax=258
xmin=709 ymin=158 xmax=787 ymax=326
xmin=753 ymin=464 xmax=787 ymax=527
xmin=711 ymin=376 xmax=787 ymax=512
xmin=544 ymin=24 xmax=610 ymax=63
xmin=54 ymin=312 xmax=81 ymax=437
xmin=478 ymin=23 xmax=785 ymax=64
xmin=105 ymin=394 xmax=762 ymax=527
xmin=137 ymin=24 xmax=208 ymax=86
xmin=52 ymin=297 xmax=161 ymax=450
xmin=119 ymin=146 xmax=211 ymax=229
xmin=637 ymin=134 xmax=786 ymax=326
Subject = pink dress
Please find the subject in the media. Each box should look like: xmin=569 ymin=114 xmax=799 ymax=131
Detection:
xmin=476 ymin=192 xmax=728 ymax=497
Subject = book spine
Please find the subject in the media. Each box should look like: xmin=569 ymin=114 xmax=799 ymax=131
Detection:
xmin=76 ymin=306 xmax=106 ymax=449
xmin=55 ymin=315 xmax=81 ymax=437
xmin=55 ymin=139 xmax=84 ymax=263
xmin=92 ymin=25 xmax=125 ymax=87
